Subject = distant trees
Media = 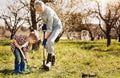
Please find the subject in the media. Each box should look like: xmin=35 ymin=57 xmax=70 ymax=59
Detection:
xmin=95 ymin=1 xmax=120 ymax=46
xmin=52 ymin=0 xmax=83 ymax=40
xmin=0 ymin=0 xmax=120 ymax=47
xmin=114 ymin=18 xmax=120 ymax=42
xmin=66 ymin=13 xmax=83 ymax=39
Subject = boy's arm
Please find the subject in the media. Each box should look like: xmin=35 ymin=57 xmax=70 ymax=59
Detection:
xmin=13 ymin=39 xmax=21 ymax=49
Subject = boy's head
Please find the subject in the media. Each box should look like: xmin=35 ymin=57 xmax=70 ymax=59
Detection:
xmin=28 ymin=30 xmax=39 ymax=44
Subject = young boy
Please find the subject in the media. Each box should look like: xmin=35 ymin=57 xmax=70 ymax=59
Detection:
xmin=11 ymin=30 xmax=39 ymax=74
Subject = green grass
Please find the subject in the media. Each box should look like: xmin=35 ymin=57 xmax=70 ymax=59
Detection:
xmin=0 ymin=39 xmax=120 ymax=78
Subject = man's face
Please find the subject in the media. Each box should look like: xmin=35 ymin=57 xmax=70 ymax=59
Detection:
xmin=34 ymin=5 xmax=44 ymax=14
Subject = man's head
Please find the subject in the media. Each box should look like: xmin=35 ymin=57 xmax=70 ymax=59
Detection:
xmin=34 ymin=1 xmax=45 ymax=14
xmin=28 ymin=30 xmax=39 ymax=44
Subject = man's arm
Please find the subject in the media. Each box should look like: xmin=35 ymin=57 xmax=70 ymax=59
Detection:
xmin=45 ymin=31 xmax=51 ymax=39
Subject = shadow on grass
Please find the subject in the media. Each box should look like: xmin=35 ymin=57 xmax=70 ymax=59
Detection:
xmin=0 ymin=68 xmax=42 ymax=75
xmin=2 ymin=42 xmax=11 ymax=46
xmin=107 ymin=50 xmax=120 ymax=57
xmin=60 ymin=40 xmax=106 ymax=45
xmin=60 ymin=41 xmax=90 ymax=45
xmin=0 ymin=69 xmax=14 ymax=75
xmin=0 ymin=40 xmax=11 ymax=46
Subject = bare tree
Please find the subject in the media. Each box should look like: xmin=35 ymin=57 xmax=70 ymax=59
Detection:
xmin=95 ymin=1 xmax=120 ymax=46
xmin=0 ymin=1 xmax=26 ymax=39
xmin=20 ymin=0 xmax=42 ymax=50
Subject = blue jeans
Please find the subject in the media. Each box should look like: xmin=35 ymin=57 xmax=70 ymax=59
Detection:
xmin=14 ymin=48 xmax=25 ymax=73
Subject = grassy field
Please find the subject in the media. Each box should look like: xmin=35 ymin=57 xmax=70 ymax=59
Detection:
xmin=0 ymin=39 xmax=120 ymax=78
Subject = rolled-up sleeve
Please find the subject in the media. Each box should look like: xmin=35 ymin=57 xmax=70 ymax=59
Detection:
xmin=46 ymin=14 xmax=53 ymax=32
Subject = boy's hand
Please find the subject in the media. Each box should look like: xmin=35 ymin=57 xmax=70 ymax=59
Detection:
xmin=21 ymin=47 xmax=26 ymax=52
xmin=24 ymin=58 xmax=28 ymax=63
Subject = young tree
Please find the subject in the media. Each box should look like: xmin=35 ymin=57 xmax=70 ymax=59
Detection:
xmin=95 ymin=1 xmax=120 ymax=46
xmin=20 ymin=0 xmax=42 ymax=50
xmin=0 ymin=0 xmax=26 ymax=39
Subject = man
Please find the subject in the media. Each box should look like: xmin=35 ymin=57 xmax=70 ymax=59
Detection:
xmin=34 ymin=1 xmax=62 ymax=71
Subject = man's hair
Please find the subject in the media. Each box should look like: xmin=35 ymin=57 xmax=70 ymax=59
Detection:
xmin=34 ymin=1 xmax=45 ymax=9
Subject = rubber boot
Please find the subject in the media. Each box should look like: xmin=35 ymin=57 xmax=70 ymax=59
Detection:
xmin=20 ymin=62 xmax=30 ymax=73
xmin=20 ymin=62 xmax=25 ymax=71
xmin=14 ymin=63 xmax=21 ymax=74
xmin=52 ymin=55 xmax=55 ymax=66
xmin=44 ymin=53 xmax=52 ymax=71
xmin=46 ymin=53 xmax=52 ymax=64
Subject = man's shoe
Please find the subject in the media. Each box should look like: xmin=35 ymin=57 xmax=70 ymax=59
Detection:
xmin=43 ymin=65 xmax=49 ymax=71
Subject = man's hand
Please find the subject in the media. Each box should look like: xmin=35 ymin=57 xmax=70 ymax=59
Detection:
xmin=42 ymin=39 xmax=47 ymax=47
xmin=42 ymin=24 xmax=47 ymax=31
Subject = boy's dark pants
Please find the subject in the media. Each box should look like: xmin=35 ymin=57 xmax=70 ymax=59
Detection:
xmin=14 ymin=48 xmax=25 ymax=73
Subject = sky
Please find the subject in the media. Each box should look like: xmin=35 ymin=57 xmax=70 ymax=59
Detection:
xmin=0 ymin=0 xmax=6 ymax=26
xmin=0 ymin=0 xmax=12 ymax=9
xmin=0 ymin=0 xmax=6 ymax=8
xmin=0 ymin=0 xmax=99 ymax=26
xmin=0 ymin=0 xmax=118 ymax=26
xmin=0 ymin=0 xmax=8 ymax=26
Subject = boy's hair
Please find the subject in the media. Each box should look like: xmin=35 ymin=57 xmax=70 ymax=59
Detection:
xmin=28 ymin=30 xmax=39 ymax=41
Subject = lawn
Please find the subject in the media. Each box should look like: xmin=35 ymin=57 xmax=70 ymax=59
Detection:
xmin=0 ymin=39 xmax=120 ymax=78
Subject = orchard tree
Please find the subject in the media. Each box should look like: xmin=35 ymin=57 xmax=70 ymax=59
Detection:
xmin=95 ymin=0 xmax=120 ymax=46
xmin=113 ymin=18 xmax=120 ymax=42
xmin=0 ymin=0 xmax=26 ymax=39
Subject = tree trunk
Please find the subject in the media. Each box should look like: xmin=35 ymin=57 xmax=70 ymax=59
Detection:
xmin=10 ymin=34 xmax=14 ymax=40
xmin=10 ymin=30 xmax=16 ymax=39
xmin=88 ymin=30 xmax=94 ymax=41
xmin=118 ymin=34 xmax=120 ymax=42
xmin=30 ymin=0 xmax=37 ymax=30
xmin=106 ymin=34 xmax=111 ymax=47
xmin=30 ymin=0 xmax=40 ymax=50
xmin=106 ymin=24 xmax=111 ymax=47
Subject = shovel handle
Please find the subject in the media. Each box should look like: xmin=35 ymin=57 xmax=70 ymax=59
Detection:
xmin=19 ymin=48 xmax=26 ymax=60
